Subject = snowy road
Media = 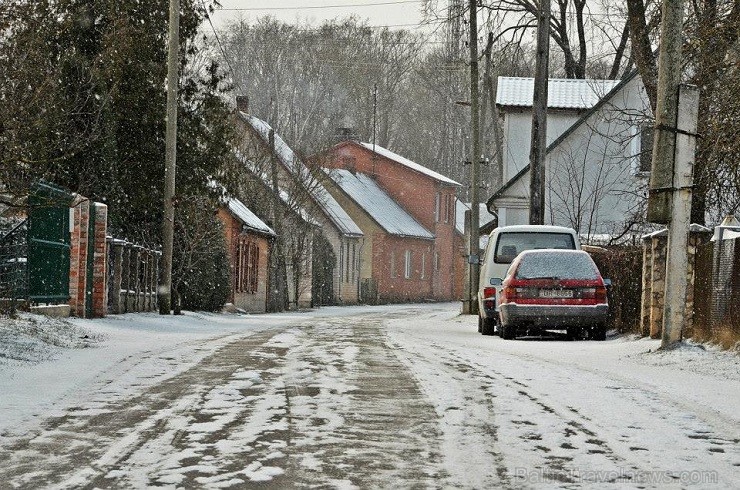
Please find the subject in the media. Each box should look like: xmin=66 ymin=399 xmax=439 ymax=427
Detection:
xmin=0 ymin=303 xmax=738 ymax=488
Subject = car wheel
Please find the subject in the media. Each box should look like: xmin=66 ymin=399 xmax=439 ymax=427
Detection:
xmin=566 ymin=327 xmax=579 ymax=341
xmin=592 ymin=324 xmax=606 ymax=341
xmin=501 ymin=323 xmax=516 ymax=340
xmin=478 ymin=315 xmax=483 ymax=333
xmin=481 ymin=318 xmax=496 ymax=336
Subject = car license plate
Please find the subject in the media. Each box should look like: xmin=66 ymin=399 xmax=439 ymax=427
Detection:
xmin=540 ymin=289 xmax=573 ymax=298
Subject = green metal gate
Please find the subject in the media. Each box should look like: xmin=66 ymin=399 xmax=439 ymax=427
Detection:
xmin=28 ymin=181 xmax=74 ymax=304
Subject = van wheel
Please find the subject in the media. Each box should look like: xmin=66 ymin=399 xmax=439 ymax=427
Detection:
xmin=566 ymin=327 xmax=579 ymax=341
xmin=592 ymin=324 xmax=606 ymax=341
xmin=501 ymin=323 xmax=516 ymax=340
xmin=477 ymin=315 xmax=483 ymax=333
xmin=481 ymin=318 xmax=496 ymax=336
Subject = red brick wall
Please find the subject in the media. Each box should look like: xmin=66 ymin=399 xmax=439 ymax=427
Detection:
xmin=69 ymin=198 xmax=108 ymax=318
xmin=327 ymin=142 xmax=459 ymax=300
xmin=68 ymin=197 xmax=88 ymax=317
xmin=371 ymin=234 xmax=435 ymax=302
xmin=92 ymin=203 xmax=108 ymax=317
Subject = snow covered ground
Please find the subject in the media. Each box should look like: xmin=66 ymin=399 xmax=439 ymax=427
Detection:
xmin=1 ymin=304 xmax=738 ymax=488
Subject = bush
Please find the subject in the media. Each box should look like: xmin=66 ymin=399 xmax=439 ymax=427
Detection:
xmin=587 ymin=245 xmax=643 ymax=333
xmin=173 ymin=199 xmax=231 ymax=312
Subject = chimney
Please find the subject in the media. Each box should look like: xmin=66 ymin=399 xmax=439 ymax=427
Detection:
xmin=236 ymin=95 xmax=249 ymax=113
xmin=335 ymin=127 xmax=355 ymax=142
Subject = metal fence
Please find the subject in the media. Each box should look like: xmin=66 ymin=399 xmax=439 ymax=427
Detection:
xmin=0 ymin=219 xmax=29 ymax=313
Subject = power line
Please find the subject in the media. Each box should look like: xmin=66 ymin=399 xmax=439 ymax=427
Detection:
xmin=200 ymin=0 xmax=245 ymax=93
xmin=216 ymin=0 xmax=421 ymax=11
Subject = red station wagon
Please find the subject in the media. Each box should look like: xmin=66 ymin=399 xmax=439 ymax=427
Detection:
xmin=498 ymin=249 xmax=609 ymax=340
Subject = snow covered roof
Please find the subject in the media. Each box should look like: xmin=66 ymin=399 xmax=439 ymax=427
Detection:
xmin=226 ymin=198 xmax=275 ymax=236
xmin=242 ymin=114 xmax=300 ymax=173
xmin=239 ymin=113 xmax=363 ymax=237
xmin=327 ymin=169 xmax=434 ymax=240
xmin=496 ymin=77 xmax=622 ymax=110
xmin=357 ymin=142 xmax=461 ymax=186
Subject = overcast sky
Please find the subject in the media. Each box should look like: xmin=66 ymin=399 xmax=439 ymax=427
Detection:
xmin=208 ymin=0 xmax=427 ymax=30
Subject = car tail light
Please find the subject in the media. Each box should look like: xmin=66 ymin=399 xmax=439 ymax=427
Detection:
xmin=578 ymin=287 xmax=596 ymax=299
xmin=501 ymin=286 xmax=537 ymax=302
xmin=483 ymin=287 xmax=496 ymax=299
xmin=595 ymin=285 xmax=607 ymax=303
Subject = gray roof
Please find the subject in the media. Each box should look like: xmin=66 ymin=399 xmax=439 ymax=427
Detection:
xmin=327 ymin=169 xmax=434 ymax=240
xmin=226 ymin=198 xmax=275 ymax=236
xmin=240 ymin=113 xmax=363 ymax=237
xmin=358 ymin=142 xmax=461 ymax=186
xmin=496 ymin=77 xmax=622 ymax=109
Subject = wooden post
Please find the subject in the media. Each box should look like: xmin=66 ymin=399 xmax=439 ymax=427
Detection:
xmin=529 ymin=0 xmax=550 ymax=225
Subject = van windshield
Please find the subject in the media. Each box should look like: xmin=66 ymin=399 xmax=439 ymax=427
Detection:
xmin=494 ymin=232 xmax=576 ymax=264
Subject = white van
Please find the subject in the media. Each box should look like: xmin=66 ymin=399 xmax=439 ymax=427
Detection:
xmin=477 ymin=225 xmax=581 ymax=335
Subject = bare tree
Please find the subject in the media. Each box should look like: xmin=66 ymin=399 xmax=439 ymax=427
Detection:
xmin=626 ymin=0 xmax=740 ymax=224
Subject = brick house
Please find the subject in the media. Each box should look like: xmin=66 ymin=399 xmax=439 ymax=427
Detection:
xmin=217 ymin=198 xmax=275 ymax=313
xmin=319 ymin=141 xmax=461 ymax=300
xmin=234 ymin=98 xmax=364 ymax=305
xmin=324 ymin=169 xmax=435 ymax=303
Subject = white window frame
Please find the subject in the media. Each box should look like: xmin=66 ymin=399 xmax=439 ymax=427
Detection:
xmin=404 ymin=250 xmax=412 ymax=279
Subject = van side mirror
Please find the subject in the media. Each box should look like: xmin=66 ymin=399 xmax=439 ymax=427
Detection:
xmin=489 ymin=278 xmax=503 ymax=286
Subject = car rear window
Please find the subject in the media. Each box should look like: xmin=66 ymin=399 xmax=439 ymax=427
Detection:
xmin=494 ymin=232 xmax=576 ymax=264
xmin=515 ymin=252 xmax=598 ymax=280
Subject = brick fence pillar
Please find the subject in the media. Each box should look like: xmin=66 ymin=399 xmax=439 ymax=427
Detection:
xmin=69 ymin=197 xmax=90 ymax=317
xmin=90 ymin=203 xmax=108 ymax=317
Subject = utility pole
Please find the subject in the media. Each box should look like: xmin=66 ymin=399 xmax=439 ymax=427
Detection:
xmin=464 ymin=0 xmax=481 ymax=314
xmin=663 ymin=85 xmax=699 ymax=348
xmin=159 ymin=0 xmax=179 ymax=315
xmin=268 ymin=129 xmax=287 ymax=312
xmin=647 ymin=0 xmax=684 ymax=225
xmin=647 ymin=0 xmax=697 ymax=348
xmin=529 ymin=0 xmax=550 ymax=225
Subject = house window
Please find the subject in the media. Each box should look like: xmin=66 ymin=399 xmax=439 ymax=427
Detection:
xmin=352 ymin=243 xmax=356 ymax=282
xmin=421 ymin=252 xmax=426 ymax=279
xmin=639 ymin=125 xmax=654 ymax=173
xmin=390 ymin=251 xmax=396 ymax=278
xmin=404 ymin=250 xmax=412 ymax=279
xmin=236 ymin=238 xmax=259 ymax=294
xmin=339 ymin=243 xmax=344 ymax=283
xmin=633 ymin=124 xmax=654 ymax=175
xmin=346 ymin=242 xmax=351 ymax=282
xmin=435 ymin=192 xmax=441 ymax=222
xmin=434 ymin=251 xmax=439 ymax=272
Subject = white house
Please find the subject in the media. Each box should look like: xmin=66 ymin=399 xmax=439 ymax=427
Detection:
xmin=487 ymin=73 xmax=653 ymax=240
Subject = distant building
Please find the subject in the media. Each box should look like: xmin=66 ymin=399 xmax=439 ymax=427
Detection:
xmin=319 ymin=140 xmax=462 ymax=301
xmin=234 ymin=99 xmax=364 ymax=306
xmin=487 ymin=74 xmax=652 ymax=239
xmin=324 ymin=169 xmax=435 ymax=303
